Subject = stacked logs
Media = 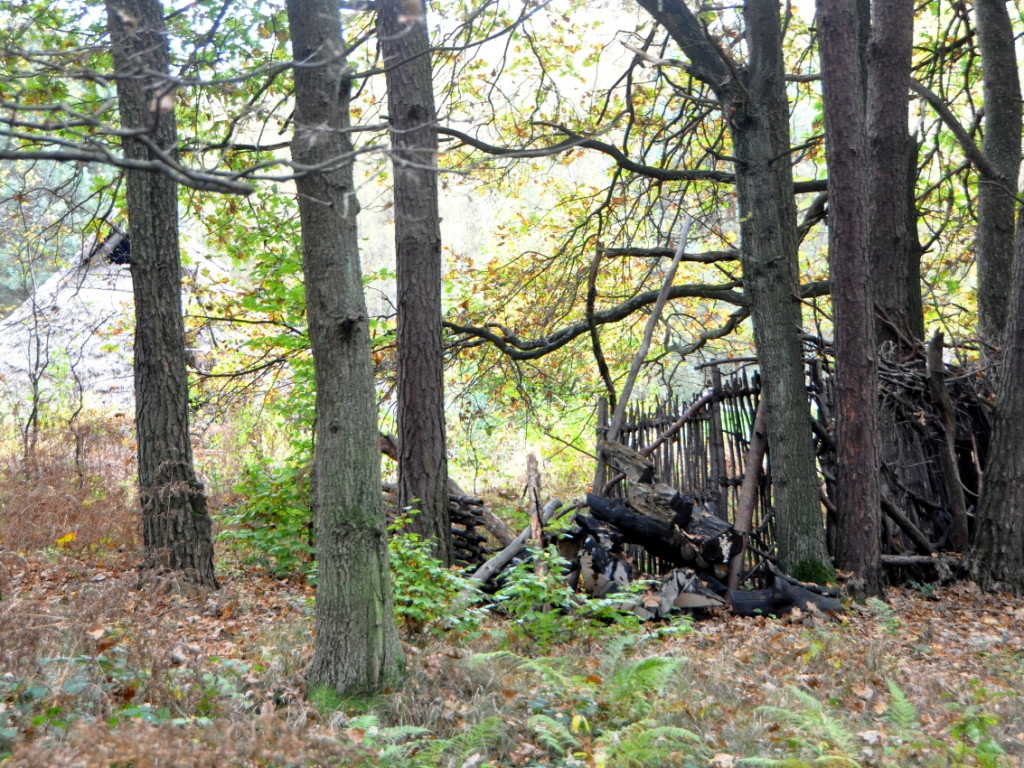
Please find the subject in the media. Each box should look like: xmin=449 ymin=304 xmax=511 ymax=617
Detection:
xmin=551 ymin=440 xmax=841 ymax=620
xmin=381 ymin=482 xmax=492 ymax=568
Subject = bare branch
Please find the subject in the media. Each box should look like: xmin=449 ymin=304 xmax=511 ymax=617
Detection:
xmin=909 ymin=78 xmax=1001 ymax=184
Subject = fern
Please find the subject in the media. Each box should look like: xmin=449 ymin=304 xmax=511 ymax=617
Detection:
xmin=344 ymin=714 xmax=431 ymax=743
xmin=738 ymin=758 xmax=858 ymax=767
xmin=520 ymin=655 xmax=575 ymax=689
xmin=458 ymin=715 xmax=505 ymax=755
xmin=865 ymin=597 xmax=900 ymax=635
xmin=598 ymin=719 xmax=705 ymax=768
xmin=464 ymin=650 xmax=524 ymax=673
xmin=384 ymin=716 xmax=505 ymax=768
xmin=884 ymin=679 xmax=918 ymax=734
xmin=529 ymin=713 xmax=578 ymax=756
xmin=607 ymin=656 xmax=683 ymax=719
xmin=754 ymin=686 xmax=858 ymax=763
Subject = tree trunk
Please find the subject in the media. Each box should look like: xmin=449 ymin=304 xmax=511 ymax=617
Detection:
xmin=286 ymin=0 xmax=404 ymax=694
xmin=817 ymin=0 xmax=881 ymax=596
xmin=974 ymin=0 xmax=1021 ymax=358
xmin=865 ymin=0 xmax=914 ymax=347
xmin=377 ymin=0 xmax=452 ymax=565
xmin=971 ymin=209 xmax=1024 ymax=595
xmin=634 ymin=0 xmax=833 ymax=582
xmin=731 ymin=0 xmax=833 ymax=581
xmin=106 ymin=0 xmax=217 ymax=589
xmin=904 ymin=138 xmax=926 ymax=341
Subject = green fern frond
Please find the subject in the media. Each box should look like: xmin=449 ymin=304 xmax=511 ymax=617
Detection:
xmin=458 ymin=715 xmax=505 ymax=754
xmin=464 ymin=650 xmax=524 ymax=672
xmin=606 ymin=656 xmax=682 ymax=718
xmin=884 ymin=679 xmax=918 ymax=733
xmin=598 ymin=719 xmax=705 ymax=767
xmin=345 ymin=714 xmax=380 ymax=731
xmin=521 ymin=655 xmax=574 ymax=687
xmin=597 ymin=633 xmax=634 ymax=675
xmin=739 ymin=757 xmax=858 ymax=767
xmin=755 ymin=687 xmax=856 ymax=757
xmin=619 ymin=656 xmax=682 ymax=693
xmin=528 ymin=713 xmax=578 ymax=756
xmin=376 ymin=736 xmax=456 ymax=768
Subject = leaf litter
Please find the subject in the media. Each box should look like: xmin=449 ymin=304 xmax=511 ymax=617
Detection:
xmin=1 ymin=548 xmax=1023 ymax=766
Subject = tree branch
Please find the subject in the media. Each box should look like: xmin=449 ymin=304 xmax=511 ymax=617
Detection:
xmin=909 ymin=78 xmax=1001 ymax=184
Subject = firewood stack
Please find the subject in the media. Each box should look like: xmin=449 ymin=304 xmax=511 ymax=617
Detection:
xmin=381 ymin=483 xmax=492 ymax=568
xmin=552 ymin=440 xmax=841 ymax=619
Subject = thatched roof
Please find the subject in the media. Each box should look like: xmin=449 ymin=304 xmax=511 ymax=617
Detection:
xmin=0 ymin=236 xmax=230 ymax=414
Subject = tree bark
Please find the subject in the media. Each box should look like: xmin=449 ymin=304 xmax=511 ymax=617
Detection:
xmin=286 ymin=0 xmax=404 ymax=694
xmin=865 ymin=0 xmax=914 ymax=347
xmin=904 ymin=138 xmax=926 ymax=341
xmin=106 ymin=0 xmax=217 ymax=589
xmin=974 ymin=0 xmax=1021 ymax=358
xmin=817 ymin=0 xmax=881 ymax=596
xmin=727 ymin=398 xmax=767 ymax=589
xmin=634 ymin=0 xmax=833 ymax=581
xmin=377 ymin=0 xmax=452 ymax=565
xmin=971 ymin=209 xmax=1024 ymax=595
xmin=733 ymin=0 xmax=834 ymax=581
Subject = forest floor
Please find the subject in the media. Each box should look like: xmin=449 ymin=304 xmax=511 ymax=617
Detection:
xmin=2 ymin=542 xmax=1023 ymax=767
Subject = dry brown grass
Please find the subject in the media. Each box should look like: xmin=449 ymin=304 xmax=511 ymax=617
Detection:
xmin=4 ymin=545 xmax=1024 ymax=766
xmin=0 ymin=415 xmax=138 ymax=553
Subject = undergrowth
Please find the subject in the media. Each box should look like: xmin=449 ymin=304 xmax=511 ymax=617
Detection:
xmin=2 ymin=430 xmax=1022 ymax=767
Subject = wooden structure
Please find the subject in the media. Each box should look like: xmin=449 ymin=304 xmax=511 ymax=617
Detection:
xmin=596 ymin=345 xmax=991 ymax=583
xmin=596 ymin=364 xmax=774 ymax=578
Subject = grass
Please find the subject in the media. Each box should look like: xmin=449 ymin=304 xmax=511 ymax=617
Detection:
xmin=2 ymin=419 xmax=1024 ymax=766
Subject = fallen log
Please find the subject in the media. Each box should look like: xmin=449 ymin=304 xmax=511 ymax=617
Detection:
xmin=728 ymin=581 xmax=842 ymax=617
xmin=470 ymin=498 xmax=564 ymax=584
xmin=585 ymin=492 xmax=741 ymax=579
xmin=600 ymin=439 xmax=657 ymax=484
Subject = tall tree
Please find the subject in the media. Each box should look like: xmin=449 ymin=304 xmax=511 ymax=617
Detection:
xmin=377 ymin=0 xmax=452 ymax=564
xmin=285 ymin=0 xmax=404 ymax=693
xmin=970 ymin=0 xmax=1024 ymax=595
xmin=971 ymin=215 xmax=1024 ymax=595
xmin=865 ymin=0 xmax=916 ymax=346
xmin=816 ymin=0 xmax=881 ymax=596
xmin=635 ymin=0 xmax=833 ymax=580
xmin=106 ymin=0 xmax=218 ymax=588
xmin=974 ymin=0 xmax=1021 ymax=359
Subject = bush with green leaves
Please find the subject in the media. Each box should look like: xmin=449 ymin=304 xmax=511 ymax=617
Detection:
xmin=491 ymin=545 xmax=655 ymax=646
xmin=387 ymin=512 xmax=485 ymax=637
xmin=218 ymin=459 xmax=314 ymax=581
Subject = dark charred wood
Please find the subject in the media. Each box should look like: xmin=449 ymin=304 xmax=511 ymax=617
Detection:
xmin=727 ymin=579 xmax=842 ymax=617
xmin=585 ymin=493 xmax=741 ymax=580
xmin=687 ymin=505 xmax=743 ymax=565
xmin=578 ymin=536 xmax=633 ymax=597
xmin=585 ymin=493 xmax=686 ymax=563
xmin=574 ymin=513 xmax=626 ymax=553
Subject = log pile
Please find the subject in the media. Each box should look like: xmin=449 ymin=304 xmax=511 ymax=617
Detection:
xmin=382 ymin=481 xmax=493 ymax=568
xmin=550 ymin=441 xmax=841 ymax=620
xmin=379 ymin=434 xmax=497 ymax=567
xmin=447 ymin=490 xmax=493 ymax=566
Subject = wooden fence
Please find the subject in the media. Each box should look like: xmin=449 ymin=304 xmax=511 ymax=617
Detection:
xmin=597 ymin=346 xmax=993 ymax=581
xmin=595 ymin=365 xmax=776 ymax=575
